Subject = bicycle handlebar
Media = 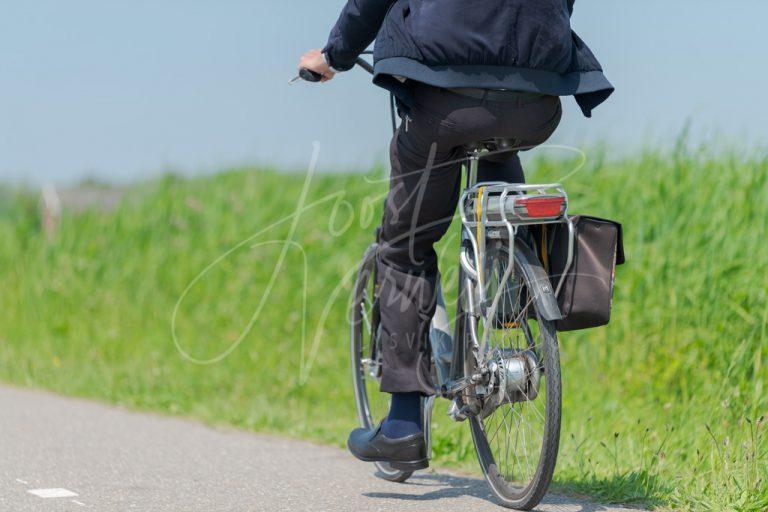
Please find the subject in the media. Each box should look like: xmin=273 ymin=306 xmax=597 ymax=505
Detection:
xmin=354 ymin=57 xmax=374 ymax=75
xmin=293 ymin=54 xmax=393 ymax=133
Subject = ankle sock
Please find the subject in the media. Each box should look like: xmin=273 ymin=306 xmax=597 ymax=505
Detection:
xmin=381 ymin=392 xmax=422 ymax=438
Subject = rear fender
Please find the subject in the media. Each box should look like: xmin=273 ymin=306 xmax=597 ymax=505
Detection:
xmin=514 ymin=241 xmax=563 ymax=322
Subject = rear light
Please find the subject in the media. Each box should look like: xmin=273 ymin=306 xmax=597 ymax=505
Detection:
xmin=515 ymin=196 xmax=566 ymax=218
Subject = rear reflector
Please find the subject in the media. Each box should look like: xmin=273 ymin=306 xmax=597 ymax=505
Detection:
xmin=517 ymin=196 xmax=566 ymax=218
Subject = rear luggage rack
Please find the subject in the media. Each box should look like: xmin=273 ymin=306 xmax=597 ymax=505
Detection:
xmin=461 ymin=183 xmax=569 ymax=228
xmin=459 ymin=182 xmax=574 ymax=300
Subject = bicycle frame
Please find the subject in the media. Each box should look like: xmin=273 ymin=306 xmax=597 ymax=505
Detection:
xmin=431 ymin=149 xmax=575 ymax=401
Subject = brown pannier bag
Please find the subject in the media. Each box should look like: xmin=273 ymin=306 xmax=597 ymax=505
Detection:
xmin=544 ymin=216 xmax=625 ymax=331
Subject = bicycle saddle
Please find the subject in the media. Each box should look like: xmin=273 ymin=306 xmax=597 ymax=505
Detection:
xmin=463 ymin=137 xmax=519 ymax=155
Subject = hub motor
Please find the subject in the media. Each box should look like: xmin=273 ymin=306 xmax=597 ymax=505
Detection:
xmin=481 ymin=348 xmax=541 ymax=416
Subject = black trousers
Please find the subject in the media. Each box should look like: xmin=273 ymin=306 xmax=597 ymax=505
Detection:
xmin=377 ymin=83 xmax=562 ymax=395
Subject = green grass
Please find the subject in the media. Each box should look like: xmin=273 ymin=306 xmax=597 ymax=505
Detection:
xmin=1 ymin=142 xmax=767 ymax=510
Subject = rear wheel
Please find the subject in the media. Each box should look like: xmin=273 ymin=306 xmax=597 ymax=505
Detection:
xmin=350 ymin=243 xmax=413 ymax=483
xmin=464 ymin=240 xmax=561 ymax=509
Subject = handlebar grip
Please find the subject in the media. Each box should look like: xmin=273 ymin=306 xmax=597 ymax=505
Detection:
xmin=299 ymin=68 xmax=323 ymax=83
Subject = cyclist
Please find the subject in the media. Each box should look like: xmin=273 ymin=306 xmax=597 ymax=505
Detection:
xmin=298 ymin=0 xmax=612 ymax=470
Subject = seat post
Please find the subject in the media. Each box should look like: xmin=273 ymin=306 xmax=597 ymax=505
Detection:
xmin=466 ymin=149 xmax=482 ymax=188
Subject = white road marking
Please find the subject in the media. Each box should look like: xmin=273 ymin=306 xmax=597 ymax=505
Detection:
xmin=72 ymin=500 xmax=86 ymax=506
xmin=27 ymin=488 xmax=79 ymax=498
xmin=15 ymin=478 xmax=28 ymax=484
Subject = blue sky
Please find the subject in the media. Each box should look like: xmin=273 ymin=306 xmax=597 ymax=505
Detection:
xmin=1 ymin=1 xmax=766 ymax=185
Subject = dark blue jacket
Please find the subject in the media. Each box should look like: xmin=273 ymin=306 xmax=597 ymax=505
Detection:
xmin=324 ymin=0 xmax=613 ymax=117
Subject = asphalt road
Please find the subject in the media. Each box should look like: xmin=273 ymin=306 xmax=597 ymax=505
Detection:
xmin=0 ymin=386 xmax=646 ymax=511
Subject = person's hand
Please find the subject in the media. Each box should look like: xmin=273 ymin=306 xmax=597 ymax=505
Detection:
xmin=298 ymin=49 xmax=335 ymax=82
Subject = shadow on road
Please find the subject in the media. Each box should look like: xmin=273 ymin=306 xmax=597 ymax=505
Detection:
xmin=365 ymin=471 xmax=496 ymax=503
xmin=364 ymin=472 xmax=641 ymax=511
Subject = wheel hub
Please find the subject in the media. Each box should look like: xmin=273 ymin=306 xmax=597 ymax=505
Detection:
xmin=479 ymin=349 xmax=541 ymax=416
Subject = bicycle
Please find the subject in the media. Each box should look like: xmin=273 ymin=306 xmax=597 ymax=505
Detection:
xmin=297 ymin=56 xmax=575 ymax=510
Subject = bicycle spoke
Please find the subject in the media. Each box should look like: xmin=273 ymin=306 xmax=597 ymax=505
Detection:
xmin=499 ymin=403 xmax=514 ymax=480
xmin=487 ymin=403 xmax=513 ymax=444
xmin=512 ymin=404 xmax=522 ymax=481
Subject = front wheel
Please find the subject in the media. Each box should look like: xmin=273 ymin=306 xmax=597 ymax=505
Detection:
xmin=464 ymin=240 xmax=562 ymax=509
xmin=350 ymin=243 xmax=413 ymax=483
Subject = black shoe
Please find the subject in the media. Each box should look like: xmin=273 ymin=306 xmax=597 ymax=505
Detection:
xmin=347 ymin=423 xmax=428 ymax=471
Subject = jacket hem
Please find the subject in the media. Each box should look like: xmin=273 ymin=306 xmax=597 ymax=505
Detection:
xmin=375 ymin=57 xmax=610 ymax=95
xmin=373 ymin=57 xmax=614 ymax=116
